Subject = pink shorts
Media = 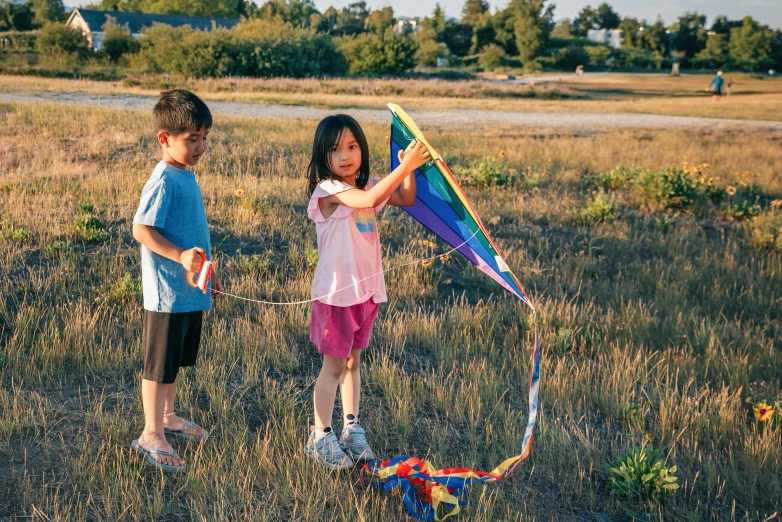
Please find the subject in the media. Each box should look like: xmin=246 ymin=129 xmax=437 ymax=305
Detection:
xmin=310 ymin=300 xmax=380 ymax=358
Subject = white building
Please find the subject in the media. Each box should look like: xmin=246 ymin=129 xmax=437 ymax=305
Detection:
xmin=66 ymin=9 xmax=240 ymax=51
xmin=587 ymin=28 xmax=623 ymax=49
xmin=393 ymin=17 xmax=419 ymax=36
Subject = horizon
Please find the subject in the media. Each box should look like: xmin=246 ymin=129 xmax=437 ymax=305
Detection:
xmin=62 ymin=0 xmax=782 ymax=30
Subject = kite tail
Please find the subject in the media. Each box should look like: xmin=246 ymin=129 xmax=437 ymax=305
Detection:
xmin=361 ymin=328 xmax=541 ymax=521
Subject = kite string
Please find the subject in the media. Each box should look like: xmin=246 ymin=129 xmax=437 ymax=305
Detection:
xmin=212 ymin=228 xmax=481 ymax=306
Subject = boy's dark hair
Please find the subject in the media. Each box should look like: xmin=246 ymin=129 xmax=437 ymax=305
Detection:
xmin=153 ymin=89 xmax=212 ymax=135
xmin=307 ymin=115 xmax=370 ymax=197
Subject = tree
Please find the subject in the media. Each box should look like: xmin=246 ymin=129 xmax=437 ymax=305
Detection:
xmin=32 ymin=0 xmax=65 ymax=24
xmin=711 ymin=15 xmax=741 ymax=36
xmin=572 ymin=5 xmax=595 ymax=37
xmin=510 ymin=0 xmax=553 ymax=65
xmin=422 ymin=3 xmax=447 ymax=35
xmin=340 ymin=26 xmax=417 ymax=74
xmin=617 ymin=17 xmax=642 ymax=49
xmin=479 ymin=42 xmax=504 ymax=69
xmin=144 ymin=0 xmax=246 ymax=18
xmin=643 ymin=19 xmax=667 ymax=54
xmin=415 ymin=25 xmax=449 ymax=66
xmin=366 ymin=6 xmax=394 ymax=33
xmin=585 ymin=44 xmax=611 ymax=64
xmin=671 ymin=12 xmax=706 ymax=60
xmin=461 ymin=0 xmax=488 ymax=25
xmin=441 ymin=22 xmax=473 ymax=57
xmin=594 ymin=3 xmax=620 ymax=30
xmin=551 ymin=18 xmax=573 ymax=39
xmin=93 ymin=0 xmax=146 ymax=11
xmin=728 ymin=16 xmax=774 ymax=70
xmin=470 ymin=11 xmax=494 ymax=53
xmin=573 ymin=3 xmax=619 ymax=36
xmin=36 ymin=21 xmax=89 ymax=59
xmin=335 ymin=1 xmax=369 ymax=36
xmin=0 ymin=1 xmax=34 ymax=31
xmin=256 ymin=0 xmax=320 ymax=28
xmin=695 ymin=33 xmax=728 ymax=68
xmin=100 ymin=15 xmax=140 ymax=62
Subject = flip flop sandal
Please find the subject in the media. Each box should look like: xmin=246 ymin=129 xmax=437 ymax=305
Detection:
xmin=164 ymin=419 xmax=209 ymax=442
xmin=131 ymin=440 xmax=186 ymax=473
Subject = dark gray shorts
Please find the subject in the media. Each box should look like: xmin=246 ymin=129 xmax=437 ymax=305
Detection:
xmin=142 ymin=310 xmax=203 ymax=384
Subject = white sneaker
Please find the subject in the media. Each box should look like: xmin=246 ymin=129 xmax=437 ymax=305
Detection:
xmin=340 ymin=423 xmax=376 ymax=461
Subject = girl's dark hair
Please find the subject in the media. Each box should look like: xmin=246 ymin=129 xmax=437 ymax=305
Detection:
xmin=307 ymin=115 xmax=370 ymax=197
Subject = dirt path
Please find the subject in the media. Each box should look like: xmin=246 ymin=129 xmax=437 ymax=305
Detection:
xmin=2 ymin=90 xmax=780 ymax=130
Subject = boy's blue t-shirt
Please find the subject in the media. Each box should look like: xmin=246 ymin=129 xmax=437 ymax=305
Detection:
xmin=133 ymin=161 xmax=212 ymax=313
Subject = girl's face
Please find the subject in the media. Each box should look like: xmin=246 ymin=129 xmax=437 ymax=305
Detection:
xmin=329 ymin=128 xmax=362 ymax=184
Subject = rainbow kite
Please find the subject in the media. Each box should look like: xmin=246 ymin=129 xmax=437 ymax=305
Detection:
xmin=359 ymin=104 xmax=542 ymax=521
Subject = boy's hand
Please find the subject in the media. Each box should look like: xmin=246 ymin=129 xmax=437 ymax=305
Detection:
xmin=211 ymin=273 xmax=223 ymax=299
xmin=399 ymin=139 xmax=431 ymax=172
xmin=180 ymin=247 xmax=205 ymax=272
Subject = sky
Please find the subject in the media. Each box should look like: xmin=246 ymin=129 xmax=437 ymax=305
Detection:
xmin=63 ymin=0 xmax=782 ymax=30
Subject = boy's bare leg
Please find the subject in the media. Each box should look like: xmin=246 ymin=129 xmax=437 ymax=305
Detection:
xmin=139 ymin=380 xmax=183 ymax=467
xmin=314 ymin=355 xmax=346 ymax=429
xmin=340 ymin=349 xmax=362 ymax=419
xmin=162 ymin=378 xmax=205 ymax=437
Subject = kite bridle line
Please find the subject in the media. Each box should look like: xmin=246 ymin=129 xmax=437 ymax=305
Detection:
xmin=208 ymin=228 xmax=481 ymax=306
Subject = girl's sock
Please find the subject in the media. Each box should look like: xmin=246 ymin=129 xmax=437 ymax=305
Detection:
xmin=344 ymin=414 xmax=358 ymax=427
xmin=314 ymin=426 xmax=332 ymax=439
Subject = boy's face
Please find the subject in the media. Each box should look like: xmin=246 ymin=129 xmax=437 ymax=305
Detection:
xmin=329 ymin=128 xmax=362 ymax=183
xmin=158 ymin=127 xmax=209 ymax=168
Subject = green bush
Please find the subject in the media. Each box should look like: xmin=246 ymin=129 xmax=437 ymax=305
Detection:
xmin=35 ymin=22 xmax=90 ymax=61
xmin=73 ymin=214 xmax=109 ymax=242
xmin=466 ymin=156 xmax=513 ymax=188
xmin=606 ymin=443 xmax=679 ymax=501
xmin=574 ymin=190 xmax=617 ymax=226
xmin=0 ymin=30 xmax=39 ymax=51
xmin=631 ymin=165 xmax=705 ymax=211
xmin=478 ymin=43 xmax=505 ymax=70
xmin=43 ymin=239 xmax=68 ymax=259
xmin=107 ymin=274 xmax=142 ymax=303
xmin=135 ymin=20 xmax=346 ymax=78
xmin=7 ymin=227 xmax=30 ymax=243
xmin=340 ymin=27 xmax=417 ymax=76
xmin=749 ymin=212 xmax=782 ymax=252
xmin=100 ymin=16 xmax=140 ymax=63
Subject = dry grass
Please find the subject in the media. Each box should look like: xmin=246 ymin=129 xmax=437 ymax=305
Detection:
xmin=0 ymin=100 xmax=781 ymax=521
xmin=1 ymin=73 xmax=781 ymax=121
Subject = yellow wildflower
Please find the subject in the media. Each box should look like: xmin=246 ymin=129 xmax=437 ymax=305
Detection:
xmin=439 ymin=254 xmax=451 ymax=261
xmin=771 ymin=199 xmax=782 ymax=208
xmin=422 ymin=240 xmax=437 ymax=248
xmin=234 ymin=189 xmax=245 ymax=198
xmin=500 ymin=151 xmax=506 ymax=159
xmin=385 ymin=135 xmax=390 ymax=143
xmin=726 ymin=186 xmax=737 ymax=196
xmin=707 ymin=178 xmax=714 ymax=186
xmin=422 ymin=259 xmax=432 ymax=267
xmin=754 ymin=402 xmax=774 ymax=422
xmin=644 ymin=434 xmax=653 ymax=441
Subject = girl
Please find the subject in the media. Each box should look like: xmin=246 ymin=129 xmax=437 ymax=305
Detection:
xmin=304 ymin=114 xmax=429 ymax=470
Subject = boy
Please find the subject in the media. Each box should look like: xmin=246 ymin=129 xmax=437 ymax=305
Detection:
xmin=130 ymin=89 xmax=223 ymax=472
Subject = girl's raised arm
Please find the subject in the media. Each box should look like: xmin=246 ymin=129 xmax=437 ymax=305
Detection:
xmin=323 ymin=140 xmax=429 ymax=210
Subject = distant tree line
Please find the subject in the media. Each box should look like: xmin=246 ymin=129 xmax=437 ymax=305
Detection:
xmin=1 ymin=0 xmax=780 ymax=77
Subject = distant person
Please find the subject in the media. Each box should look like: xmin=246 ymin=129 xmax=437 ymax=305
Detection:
xmin=575 ymin=64 xmax=584 ymax=76
xmin=304 ymin=116 xmax=429 ymax=469
xmin=709 ymin=71 xmax=724 ymax=102
xmin=131 ymin=90 xmax=224 ymax=472
xmin=726 ymin=77 xmax=734 ymax=96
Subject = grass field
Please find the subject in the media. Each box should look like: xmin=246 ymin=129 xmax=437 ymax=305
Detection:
xmin=0 ymin=99 xmax=781 ymax=521
xmin=1 ymin=73 xmax=782 ymax=121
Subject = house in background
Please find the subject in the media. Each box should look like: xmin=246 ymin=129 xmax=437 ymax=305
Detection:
xmin=65 ymin=9 xmax=241 ymax=51
xmin=587 ymin=28 xmax=623 ymax=49
xmin=393 ymin=17 xmax=419 ymax=36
